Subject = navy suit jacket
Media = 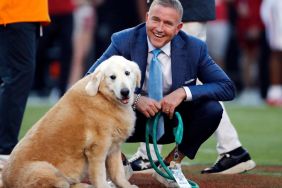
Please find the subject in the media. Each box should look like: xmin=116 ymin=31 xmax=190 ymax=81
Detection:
xmin=88 ymin=23 xmax=235 ymax=102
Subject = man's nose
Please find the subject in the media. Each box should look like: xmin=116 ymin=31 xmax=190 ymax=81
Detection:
xmin=156 ymin=22 xmax=164 ymax=32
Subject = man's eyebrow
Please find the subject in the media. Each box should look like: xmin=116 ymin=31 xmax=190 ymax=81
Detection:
xmin=151 ymin=15 xmax=160 ymax=20
xmin=164 ymin=20 xmax=174 ymax=25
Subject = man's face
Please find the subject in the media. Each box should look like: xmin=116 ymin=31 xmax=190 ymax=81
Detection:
xmin=146 ymin=4 xmax=183 ymax=48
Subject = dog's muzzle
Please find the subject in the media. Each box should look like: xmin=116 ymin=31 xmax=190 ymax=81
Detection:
xmin=120 ymin=88 xmax=130 ymax=104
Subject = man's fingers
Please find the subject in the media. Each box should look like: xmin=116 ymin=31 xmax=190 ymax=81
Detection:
xmin=168 ymin=108 xmax=174 ymax=119
xmin=148 ymin=108 xmax=157 ymax=117
xmin=143 ymin=102 xmax=161 ymax=118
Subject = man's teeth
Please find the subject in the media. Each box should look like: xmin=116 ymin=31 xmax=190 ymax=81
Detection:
xmin=155 ymin=33 xmax=163 ymax=37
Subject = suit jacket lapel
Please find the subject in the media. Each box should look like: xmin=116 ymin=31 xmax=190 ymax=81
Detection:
xmin=131 ymin=25 xmax=148 ymax=91
xmin=171 ymin=35 xmax=190 ymax=91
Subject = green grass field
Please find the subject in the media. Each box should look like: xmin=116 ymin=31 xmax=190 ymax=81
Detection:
xmin=20 ymin=102 xmax=282 ymax=167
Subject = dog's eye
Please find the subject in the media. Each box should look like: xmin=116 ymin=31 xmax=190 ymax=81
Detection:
xmin=110 ymin=75 xmax=116 ymax=80
xmin=125 ymin=71 xmax=130 ymax=76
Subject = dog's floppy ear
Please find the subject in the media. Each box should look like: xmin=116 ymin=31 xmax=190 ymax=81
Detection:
xmin=85 ymin=70 xmax=103 ymax=96
xmin=130 ymin=61 xmax=141 ymax=88
xmin=85 ymin=59 xmax=111 ymax=96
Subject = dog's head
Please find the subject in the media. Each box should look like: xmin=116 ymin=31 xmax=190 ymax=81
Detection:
xmin=85 ymin=55 xmax=141 ymax=105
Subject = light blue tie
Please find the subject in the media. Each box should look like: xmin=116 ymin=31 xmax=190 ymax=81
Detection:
xmin=148 ymin=49 xmax=164 ymax=140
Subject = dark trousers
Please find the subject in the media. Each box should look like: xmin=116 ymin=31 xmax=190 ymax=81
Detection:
xmin=0 ymin=23 xmax=38 ymax=154
xmin=33 ymin=14 xmax=73 ymax=96
xmin=127 ymin=100 xmax=223 ymax=159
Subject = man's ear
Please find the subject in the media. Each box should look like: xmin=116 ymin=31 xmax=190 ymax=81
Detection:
xmin=145 ymin=12 xmax=149 ymax=22
xmin=85 ymin=70 xmax=103 ymax=96
xmin=175 ymin=22 xmax=183 ymax=34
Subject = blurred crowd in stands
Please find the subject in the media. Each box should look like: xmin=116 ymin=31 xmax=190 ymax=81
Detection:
xmin=29 ymin=0 xmax=282 ymax=107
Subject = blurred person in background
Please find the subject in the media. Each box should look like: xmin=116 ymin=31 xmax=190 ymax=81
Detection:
xmin=206 ymin=0 xmax=231 ymax=69
xmin=223 ymin=0 xmax=270 ymax=101
xmin=32 ymin=0 xmax=75 ymax=101
xmin=0 ymin=0 xmax=50 ymax=167
xmin=92 ymin=0 xmax=145 ymax=62
xmin=260 ymin=0 xmax=282 ymax=107
xmin=68 ymin=0 xmax=104 ymax=87
xmin=235 ymin=0 xmax=264 ymax=105
xmin=129 ymin=0 xmax=256 ymax=175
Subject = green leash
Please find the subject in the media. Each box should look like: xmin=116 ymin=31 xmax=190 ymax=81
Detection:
xmin=145 ymin=112 xmax=199 ymax=188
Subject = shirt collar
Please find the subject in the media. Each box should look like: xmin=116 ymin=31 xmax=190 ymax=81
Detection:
xmin=147 ymin=37 xmax=171 ymax=57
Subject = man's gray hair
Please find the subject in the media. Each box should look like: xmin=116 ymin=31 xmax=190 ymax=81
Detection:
xmin=149 ymin=0 xmax=183 ymax=21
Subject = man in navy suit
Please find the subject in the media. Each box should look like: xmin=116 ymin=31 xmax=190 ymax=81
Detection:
xmin=88 ymin=0 xmax=235 ymax=179
xmin=129 ymin=0 xmax=255 ymax=176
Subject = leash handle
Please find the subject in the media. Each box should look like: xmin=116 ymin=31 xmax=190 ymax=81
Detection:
xmin=145 ymin=112 xmax=200 ymax=188
xmin=145 ymin=112 xmax=184 ymax=180
xmin=146 ymin=112 xmax=174 ymax=180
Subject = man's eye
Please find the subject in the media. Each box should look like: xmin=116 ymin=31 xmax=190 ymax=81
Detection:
xmin=125 ymin=71 xmax=130 ymax=76
xmin=110 ymin=75 xmax=116 ymax=80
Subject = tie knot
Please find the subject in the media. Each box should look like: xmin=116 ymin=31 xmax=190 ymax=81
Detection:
xmin=152 ymin=49 xmax=161 ymax=58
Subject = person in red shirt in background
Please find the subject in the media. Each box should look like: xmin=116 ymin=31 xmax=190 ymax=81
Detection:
xmin=235 ymin=0 xmax=265 ymax=105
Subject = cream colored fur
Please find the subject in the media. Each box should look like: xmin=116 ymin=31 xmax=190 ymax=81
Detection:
xmin=1 ymin=56 xmax=141 ymax=188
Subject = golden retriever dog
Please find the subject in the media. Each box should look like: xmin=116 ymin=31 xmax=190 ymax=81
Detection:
xmin=1 ymin=55 xmax=141 ymax=188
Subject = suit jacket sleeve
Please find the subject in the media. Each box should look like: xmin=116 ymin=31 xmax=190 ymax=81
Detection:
xmin=187 ymin=42 xmax=236 ymax=101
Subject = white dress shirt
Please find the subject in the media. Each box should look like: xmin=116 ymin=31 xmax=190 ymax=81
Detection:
xmin=143 ymin=38 xmax=192 ymax=100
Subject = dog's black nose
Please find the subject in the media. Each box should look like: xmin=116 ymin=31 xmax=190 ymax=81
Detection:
xmin=120 ymin=88 xmax=130 ymax=97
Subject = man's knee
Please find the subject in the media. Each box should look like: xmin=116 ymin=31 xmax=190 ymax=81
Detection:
xmin=206 ymin=101 xmax=223 ymax=120
xmin=187 ymin=100 xmax=223 ymax=123
xmin=177 ymin=100 xmax=223 ymax=121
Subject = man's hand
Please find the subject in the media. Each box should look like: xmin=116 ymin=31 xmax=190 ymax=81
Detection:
xmin=161 ymin=88 xmax=186 ymax=119
xmin=136 ymin=96 xmax=161 ymax=118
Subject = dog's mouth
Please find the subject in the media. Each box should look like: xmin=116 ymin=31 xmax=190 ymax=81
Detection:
xmin=119 ymin=97 xmax=130 ymax=104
